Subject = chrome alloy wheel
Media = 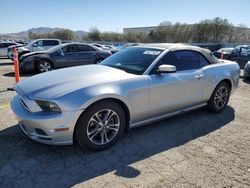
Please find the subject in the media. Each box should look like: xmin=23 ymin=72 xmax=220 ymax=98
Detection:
xmin=214 ymin=85 xmax=229 ymax=110
xmin=39 ymin=61 xmax=52 ymax=72
xmin=87 ymin=109 xmax=120 ymax=145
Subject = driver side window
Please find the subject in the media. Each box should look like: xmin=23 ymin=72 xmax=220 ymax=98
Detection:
xmin=62 ymin=45 xmax=77 ymax=53
xmin=151 ymin=50 xmax=209 ymax=74
xmin=37 ymin=41 xmax=43 ymax=47
xmin=150 ymin=52 xmax=179 ymax=74
xmin=240 ymin=47 xmax=250 ymax=56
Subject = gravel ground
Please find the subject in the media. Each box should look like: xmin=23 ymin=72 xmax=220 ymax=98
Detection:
xmin=0 ymin=58 xmax=249 ymax=188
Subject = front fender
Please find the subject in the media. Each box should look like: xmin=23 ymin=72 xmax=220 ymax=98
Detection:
xmin=57 ymin=84 xmax=131 ymax=112
xmin=56 ymin=76 xmax=149 ymax=124
xmin=80 ymin=93 xmax=131 ymax=111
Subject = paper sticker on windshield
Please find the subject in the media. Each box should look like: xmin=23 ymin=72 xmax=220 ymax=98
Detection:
xmin=143 ymin=50 xmax=161 ymax=55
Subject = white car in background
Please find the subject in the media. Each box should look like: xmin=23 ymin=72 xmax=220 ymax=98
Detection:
xmin=0 ymin=42 xmax=21 ymax=57
xmin=17 ymin=39 xmax=62 ymax=59
xmin=91 ymin=43 xmax=119 ymax=54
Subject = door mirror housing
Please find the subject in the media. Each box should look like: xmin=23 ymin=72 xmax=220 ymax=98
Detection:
xmin=157 ymin=64 xmax=176 ymax=74
xmin=33 ymin=43 xmax=38 ymax=47
xmin=57 ymin=49 xmax=64 ymax=56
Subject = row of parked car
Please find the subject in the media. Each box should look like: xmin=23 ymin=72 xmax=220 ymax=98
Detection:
xmin=213 ymin=46 xmax=250 ymax=68
xmin=0 ymin=39 xmax=250 ymax=78
xmin=0 ymin=39 xmax=61 ymax=59
xmin=19 ymin=43 xmax=113 ymax=73
xmin=0 ymin=39 xmax=120 ymax=72
xmin=0 ymin=39 xmax=120 ymax=59
xmin=213 ymin=45 xmax=250 ymax=78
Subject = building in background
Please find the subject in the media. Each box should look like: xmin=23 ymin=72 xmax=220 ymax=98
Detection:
xmin=123 ymin=26 xmax=157 ymax=35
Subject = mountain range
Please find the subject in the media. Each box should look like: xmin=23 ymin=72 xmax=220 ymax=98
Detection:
xmin=0 ymin=27 xmax=88 ymax=39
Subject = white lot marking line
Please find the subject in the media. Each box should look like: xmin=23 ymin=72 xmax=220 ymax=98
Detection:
xmin=0 ymin=103 xmax=10 ymax=109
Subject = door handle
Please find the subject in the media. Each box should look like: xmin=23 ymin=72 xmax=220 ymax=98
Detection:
xmin=195 ymin=74 xmax=204 ymax=80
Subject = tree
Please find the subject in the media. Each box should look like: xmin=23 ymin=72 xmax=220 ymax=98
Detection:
xmin=149 ymin=21 xmax=172 ymax=42
xmin=170 ymin=23 xmax=192 ymax=43
xmin=210 ymin=17 xmax=230 ymax=43
xmin=53 ymin=29 xmax=73 ymax=40
xmin=87 ymin=27 xmax=102 ymax=41
xmin=101 ymin=32 xmax=123 ymax=42
xmin=28 ymin=30 xmax=73 ymax=40
xmin=193 ymin=19 xmax=212 ymax=42
xmin=149 ymin=21 xmax=194 ymax=43
xmin=192 ymin=17 xmax=232 ymax=43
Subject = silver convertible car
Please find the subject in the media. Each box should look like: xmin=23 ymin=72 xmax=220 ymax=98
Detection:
xmin=11 ymin=44 xmax=240 ymax=150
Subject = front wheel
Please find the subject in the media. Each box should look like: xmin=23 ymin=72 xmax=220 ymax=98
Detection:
xmin=75 ymin=100 xmax=126 ymax=151
xmin=207 ymin=81 xmax=230 ymax=113
xmin=36 ymin=60 xmax=53 ymax=73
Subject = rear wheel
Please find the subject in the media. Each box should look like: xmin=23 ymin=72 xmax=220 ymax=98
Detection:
xmin=207 ymin=81 xmax=230 ymax=113
xmin=36 ymin=60 xmax=53 ymax=73
xmin=75 ymin=100 xmax=126 ymax=151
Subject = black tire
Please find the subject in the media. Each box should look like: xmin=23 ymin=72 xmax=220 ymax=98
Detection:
xmin=36 ymin=60 xmax=53 ymax=73
xmin=95 ymin=58 xmax=104 ymax=64
xmin=75 ymin=100 xmax=126 ymax=151
xmin=207 ymin=81 xmax=231 ymax=113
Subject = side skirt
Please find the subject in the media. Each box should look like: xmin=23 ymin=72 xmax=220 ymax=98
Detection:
xmin=129 ymin=103 xmax=207 ymax=129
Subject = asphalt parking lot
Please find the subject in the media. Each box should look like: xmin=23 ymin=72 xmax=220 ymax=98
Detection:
xmin=0 ymin=58 xmax=250 ymax=188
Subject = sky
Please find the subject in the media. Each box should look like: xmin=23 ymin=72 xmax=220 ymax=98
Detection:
xmin=0 ymin=0 xmax=249 ymax=34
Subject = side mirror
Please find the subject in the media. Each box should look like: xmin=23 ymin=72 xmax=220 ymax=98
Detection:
xmin=33 ymin=43 xmax=38 ymax=47
xmin=57 ymin=49 xmax=64 ymax=56
xmin=157 ymin=64 xmax=176 ymax=74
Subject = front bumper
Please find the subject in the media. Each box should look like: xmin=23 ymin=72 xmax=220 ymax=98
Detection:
xmin=11 ymin=95 xmax=83 ymax=145
xmin=19 ymin=61 xmax=35 ymax=72
xmin=8 ymin=50 xmax=13 ymax=59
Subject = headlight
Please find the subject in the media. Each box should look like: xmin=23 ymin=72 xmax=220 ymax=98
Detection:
xmin=36 ymin=100 xmax=61 ymax=113
xmin=18 ymin=48 xmax=24 ymax=53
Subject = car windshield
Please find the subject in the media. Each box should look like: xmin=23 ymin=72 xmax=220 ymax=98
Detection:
xmin=100 ymin=47 xmax=163 ymax=75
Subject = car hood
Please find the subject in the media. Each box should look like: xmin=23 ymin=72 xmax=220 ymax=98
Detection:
xmin=8 ymin=44 xmax=24 ymax=49
xmin=16 ymin=65 xmax=138 ymax=99
xmin=17 ymin=46 xmax=30 ymax=52
xmin=22 ymin=51 xmax=46 ymax=58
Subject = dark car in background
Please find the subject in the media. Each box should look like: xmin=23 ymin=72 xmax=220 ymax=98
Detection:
xmin=17 ymin=39 xmax=62 ymax=60
xmin=230 ymin=45 xmax=250 ymax=69
xmin=213 ymin=48 xmax=234 ymax=60
xmin=244 ymin=61 xmax=250 ymax=79
xmin=19 ymin=43 xmax=112 ymax=73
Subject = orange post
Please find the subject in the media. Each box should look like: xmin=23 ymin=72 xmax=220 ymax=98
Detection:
xmin=220 ymin=49 xmax=224 ymax=60
xmin=13 ymin=47 xmax=20 ymax=83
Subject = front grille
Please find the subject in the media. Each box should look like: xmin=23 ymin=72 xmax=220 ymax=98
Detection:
xmin=35 ymin=128 xmax=48 ymax=136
